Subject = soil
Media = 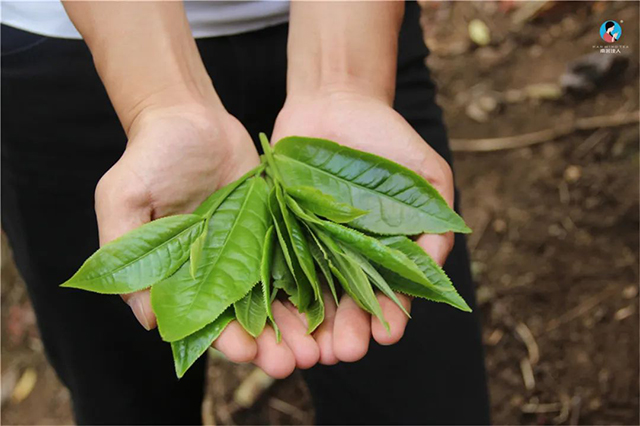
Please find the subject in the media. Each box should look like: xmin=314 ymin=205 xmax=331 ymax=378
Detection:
xmin=2 ymin=2 xmax=638 ymax=425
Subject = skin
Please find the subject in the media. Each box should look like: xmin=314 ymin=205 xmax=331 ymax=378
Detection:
xmin=63 ymin=1 xmax=456 ymax=377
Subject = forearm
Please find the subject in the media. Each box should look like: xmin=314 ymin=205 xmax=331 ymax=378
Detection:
xmin=287 ymin=1 xmax=404 ymax=104
xmin=63 ymin=1 xmax=221 ymax=132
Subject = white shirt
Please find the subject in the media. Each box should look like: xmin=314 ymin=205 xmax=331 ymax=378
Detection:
xmin=1 ymin=1 xmax=290 ymax=39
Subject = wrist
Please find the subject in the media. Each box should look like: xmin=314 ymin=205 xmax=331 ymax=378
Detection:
xmin=69 ymin=1 xmax=220 ymax=133
xmin=286 ymin=1 xmax=403 ymax=106
xmin=119 ymin=81 xmax=224 ymax=135
xmin=287 ymin=76 xmax=395 ymax=107
xmin=285 ymin=81 xmax=394 ymax=108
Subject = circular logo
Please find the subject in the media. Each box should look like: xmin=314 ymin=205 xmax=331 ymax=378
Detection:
xmin=600 ymin=21 xmax=622 ymax=43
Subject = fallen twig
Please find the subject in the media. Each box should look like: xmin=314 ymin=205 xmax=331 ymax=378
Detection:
xmin=520 ymin=358 xmax=536 ymax=390
xmin=515 ymin=322 xmax=540 ymax=365
xmin=233 ymin=368 xmax=275 ymax=409
xmin=269 ymin=398 xmax=307 ymax=422
xmin=450 ymin=111 xmax=639 ymax=152
xmin=544 ymin=285 xmax=618 ymax=334
xmin=521 ymin=401 xmax=563 ymax=414
xmin=554 ymin=393 xmax=572 ymax=424
xmin=569 ymin=396 xmax=582 ymax=425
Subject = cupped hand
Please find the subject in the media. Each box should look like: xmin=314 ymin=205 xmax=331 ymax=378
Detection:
xmin=271 ymin=90 xmax=456 ymax=364
xmin=95 ymin=101 xmax=317 ymax=378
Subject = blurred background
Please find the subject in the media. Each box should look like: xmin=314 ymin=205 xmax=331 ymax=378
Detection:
xmin=2 ymin=1 xmax=638 ymax=425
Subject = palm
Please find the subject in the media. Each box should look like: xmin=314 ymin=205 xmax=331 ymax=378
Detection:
xmin=96 ymin=107 xmax=324 ymax=378
xmin=96 ymin=109 xmax=259 ymax=245
xmin=271 ymin=93 xmax=455 ymax=363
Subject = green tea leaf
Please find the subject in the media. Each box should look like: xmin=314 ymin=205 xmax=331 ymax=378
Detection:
xmin=311 ymin=227 xmax=388 ymax=331
xmin=272 ymin=241 xmax=297 ymax=299
xmin=268 ymin=187 xmax=313 ymax=311
xmin=192 ymin=164 xmax=266 ymax=217
xmin=285 ymin=196 xmax=431 ymax=291
xmin=304 ymin=295 xmax=324 ymax=334
xmin=260 ymin=226 xmax=280 ymax=340
xmin=151 ymin=177 xmax=271 ymax=342
xmin=306 ymin=229 xmax=339 ymax=305
xmin=189 ymin=229 xmax=207 ymax=279
xmin=61 ymin=214 xmax=205 ymax=294
xmin=190 ymin=164 xmax=265 ymax=277
xmin=285 ymin=186 xmax=367 ymax=223
xmin=234 ymin=283 xmax=268 ymax=337
xmin=259 ymin=133 xmax=284 ymax=183
xmin=171 ymin=307 xmax=235 ymax=378
xmin=273 ymin=136 xmax=470 ymax=235
xmin=376 ymin=236 xmax=471 ymax=312
xmin=275 ymin=185 xmax=321 ymax=301
xmin=339 ymin=242 xmax=410 ymax=318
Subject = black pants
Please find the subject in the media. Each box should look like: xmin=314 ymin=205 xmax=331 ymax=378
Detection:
xmin=1 ymin=3 xmax=489 ymax=424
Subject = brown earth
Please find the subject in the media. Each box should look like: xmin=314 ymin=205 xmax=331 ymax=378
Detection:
xmin=2 ymin=2 xmax=638 ymax=425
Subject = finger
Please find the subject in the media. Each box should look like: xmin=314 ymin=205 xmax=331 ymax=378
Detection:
xmin=284 ymin=301 xmax=309 ymax=330
xmin=272 ymin=301 xmax=320 ymax=369
xmin=312 ymin=292 xmax=339 ymax=365
xmin=212 ymin=321 xmax=258 ymax=363
xmin=96 ymin=168 xmax=159 ymax=331
xmin=372 ymin=293 xmax=411 ymax=346
xmin=416 ymin=232 xmax=454 ymax=266
xmin=253 ymin=326 xmax=296 ymax=379
xmin=121 ymin=289 xmax=156 ymax=331
xmin=333 ymin=295 xmax=370 ymax=362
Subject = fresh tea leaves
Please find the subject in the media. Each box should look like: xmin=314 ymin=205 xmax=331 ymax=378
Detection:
xmin=61 ymin=214 xmax=205 ymax=294
xmin=171 ymin=307 xmax=235 ymax=379
xmin=151 ymin=176 xmax=270 ymax=342
xmin=273 ymin=136 xmax=470 ymax=235
xmin=285 ymin=185 xmax=368 ymax=223
xmin=376 ymin=236 xmax=471 ymax=312
xmin=234 ymin=283 xmax=268 ymax=338
xmin=61 ymin=133 xmax=471 ymax=378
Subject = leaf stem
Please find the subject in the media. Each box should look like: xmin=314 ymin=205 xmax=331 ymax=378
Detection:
xmin=259 ymin=133 xmax=285 ymax=185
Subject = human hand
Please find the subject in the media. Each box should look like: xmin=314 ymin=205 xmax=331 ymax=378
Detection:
xmin=271 ymin=90 xmax=456 ymax=364
xmin=96 ymin=97 xmax=321 ymax=378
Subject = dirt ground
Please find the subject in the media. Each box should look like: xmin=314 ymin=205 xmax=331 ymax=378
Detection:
xmin=2 ymin=2 xmax=638 ymax=425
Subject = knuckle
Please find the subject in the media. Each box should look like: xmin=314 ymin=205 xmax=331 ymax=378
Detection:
xmin=419 ymin=155 xmax=454 ymax=206
xmin=94 ymin=168 xmax=148 ymax=212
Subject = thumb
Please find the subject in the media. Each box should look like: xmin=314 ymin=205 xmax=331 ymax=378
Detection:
xmin=94 ymin=168 xmax=157 ymax=331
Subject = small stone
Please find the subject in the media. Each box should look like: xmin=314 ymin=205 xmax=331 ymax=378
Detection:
xmin=589 ymin=398 xmax=602 ymax=411
xmin=611 ymin=140 xmax=626 ymax=157
xmin=465 ymin=102 xmax=489 ymax=123
xmin=493 ymin=218 xmax=507 ymax=233
xmin=584 ymin=197 xmax=599 ymax=209
xmin=476 ymin=285 xmax=495 ymax=305
xmin=614 ymin=306 xmax=634 ymax=321
xmin=511 ymin=394 xmax=524 ymax=407
xmin=471 ymin=261 xmax=487 ymax=280
xmin=478 ymin=95 xmax=499 ymax=113
xmin=529 ymin=45 xmax=543 ymax=58
xmin=564 ymin=165 xmax=582 ymax=183
xmin=468 ymin=19 xmax=491 ymax=46
xmin=548 ymin=224 xmax=565 ymax=238
xmin=504 ymin=89 xmax=526 ymax=103
xmin=525 ymin=83 xmax=562 ymax=101
xmin=622 ymin=285 xmax=638 ymax=299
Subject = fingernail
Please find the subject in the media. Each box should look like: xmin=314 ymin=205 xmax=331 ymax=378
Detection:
xmin=127 ymin=296 xmax=151 ymax=331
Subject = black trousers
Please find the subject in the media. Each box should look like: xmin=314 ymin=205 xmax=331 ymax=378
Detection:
xmin=1 ymin=3 xmax=489 ymax=424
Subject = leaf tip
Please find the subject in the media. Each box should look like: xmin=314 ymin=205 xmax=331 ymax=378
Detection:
xmin=174 ymin=364 xmax=187 ymax=379
xmin=455 ymin=299 xmax=473 ymax=313
xmin=459 ymin=224 xmax=473 ymax=234
xmin=59 ymin=280 xmax=75 ymax=289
